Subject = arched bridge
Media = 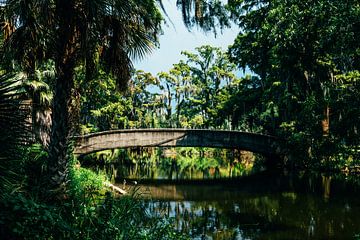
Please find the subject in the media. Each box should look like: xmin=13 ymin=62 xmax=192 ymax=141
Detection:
xmin=73 ymin=129 xmax=280 ymax=156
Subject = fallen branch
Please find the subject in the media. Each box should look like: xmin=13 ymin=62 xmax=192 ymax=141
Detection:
xmin=104 ymin=182 xmax=127 ymax=195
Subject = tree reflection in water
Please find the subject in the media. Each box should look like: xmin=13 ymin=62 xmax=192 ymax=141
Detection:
xmin=87 ymin=151 xmax=360 ymax=239
xmin=87 ymin=148 xmax=257 ymax=182
xmin=140 ymin=173 xmax=360 ymax=240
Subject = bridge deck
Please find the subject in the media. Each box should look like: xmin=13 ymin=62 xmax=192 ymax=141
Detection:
xmin=73 ymin=128 xmax=279 ymax=156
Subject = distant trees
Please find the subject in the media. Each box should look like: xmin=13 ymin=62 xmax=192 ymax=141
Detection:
xmin=80 ymin=45 xmax=241 ymax=131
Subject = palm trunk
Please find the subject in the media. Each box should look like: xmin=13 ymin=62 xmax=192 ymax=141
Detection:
xmin=47 ymin=1 xmax=77 ymax=197
xmin=47 ymin=63 xmax=74 ymax=196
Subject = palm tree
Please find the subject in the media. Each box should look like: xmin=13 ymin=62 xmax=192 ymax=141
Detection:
xmin=22 ymin=67 xmax=54 ymax=147
xmin=1 ymin=0 xmax=162 ymax=197
xmin=0 ymin=72 xmax=30 ymax=196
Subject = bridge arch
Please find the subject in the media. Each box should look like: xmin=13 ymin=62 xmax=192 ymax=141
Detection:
xmin=74 ymin=129 xmax=280 ymax=157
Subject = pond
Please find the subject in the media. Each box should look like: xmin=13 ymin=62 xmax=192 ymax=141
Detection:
xmin=136 ymin=173 xmax=360 ymax=239
xmin=87 ymin=149 xmax=360 ymax=239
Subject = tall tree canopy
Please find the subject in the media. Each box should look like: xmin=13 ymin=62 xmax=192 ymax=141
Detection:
xmin=227 ymin=0 xmax=360 ymax=162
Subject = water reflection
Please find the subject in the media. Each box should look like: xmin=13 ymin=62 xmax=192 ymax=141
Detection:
xmin=136 ymin=173 xmax=360 ymax=240
xmin=88 ymin=148 xmax=258 ymax=182
xmin=85 ymin=150 xmax=360 ymax=239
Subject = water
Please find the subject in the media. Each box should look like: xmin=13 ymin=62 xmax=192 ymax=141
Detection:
xmin=88 ymin=151 xmax=360 ymax=239
xmin=135 ymin=173 xmax=360 ymax=239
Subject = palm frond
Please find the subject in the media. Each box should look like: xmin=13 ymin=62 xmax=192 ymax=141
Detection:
xmin=1 ymin=0 xmax=53 ymax=71
xmin=0 ymin=72 xmax=31 ymax=196
xmin=97 ymin=0 xmax=162 ymax=88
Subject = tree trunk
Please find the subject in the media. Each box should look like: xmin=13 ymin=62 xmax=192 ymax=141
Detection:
xmin=321 ymin=105 xmax=330 ymax=136
xmin=47 ymin=0 xmax=77 ymax=197
xmin=25 ymin=61 xmax=51 ymax=146
xmin=166 ymin=83 xmax=172 ymax=125
xmin=47 ymin=62 xmax=74 ymax=197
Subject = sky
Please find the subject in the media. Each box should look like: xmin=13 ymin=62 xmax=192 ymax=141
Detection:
xmin=134 ymin=0 xmax=239 ymax=75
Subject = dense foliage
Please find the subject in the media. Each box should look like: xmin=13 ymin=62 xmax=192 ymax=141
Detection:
xmin=227 ymin=0 xmax=360 ymax=168
xmin=1 ymin=0 xmax=359 ymax=238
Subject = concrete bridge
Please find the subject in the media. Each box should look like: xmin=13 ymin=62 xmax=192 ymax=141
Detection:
xmin=73 ymin=129 xmax=280 ymax=157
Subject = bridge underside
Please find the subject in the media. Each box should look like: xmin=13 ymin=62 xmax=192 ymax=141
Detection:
xmin=74 ymin=129 xmax=279 ymax=156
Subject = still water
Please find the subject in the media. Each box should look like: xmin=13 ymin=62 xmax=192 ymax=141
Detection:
xmin=137 ymin=173 xmax=360 ymax=239
xmin=89 ymin=151 xmax=360 ymax=239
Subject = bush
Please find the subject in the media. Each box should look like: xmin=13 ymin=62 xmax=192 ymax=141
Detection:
xmin=0 ymin=193 xmax=64 ymax=239
xmin=0 ymin=162 xmax=188 ymax=240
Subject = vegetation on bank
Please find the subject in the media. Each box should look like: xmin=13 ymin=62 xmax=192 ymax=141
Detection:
xmin=0 ymin=74 xmax=186 ymax=239
xmin=0 ymin=141 xmax=188 ymax=239
xmin=0 ymin=0 xmax=359 ymax=239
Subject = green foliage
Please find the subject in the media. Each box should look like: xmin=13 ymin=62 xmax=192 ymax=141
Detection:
xmin=79 ymin=45 xmax=242 ymax=131
xmin=0 ymin=193 xmax=63 ymax=239
xmin=0 ymin=187 xmax=188 ymax=240
xmin=156 ymin=147 xmax=253 ymax=179
xmin=174 ymin=0 xmax=230 ymax=33
xmin=79 ymin=69 xmax=164 ymax=131
xmin=0 ymin=152 xmax=188 ymax=239
xmin=226 ymin=0 xmax=360 ymax=168
xmin=69 ymin=167 xmax=106 ymax=200
xmin=0 ymin=72 xmax=30 ymax=195
xmin=65 ymin=167 xmax=188 ymax=239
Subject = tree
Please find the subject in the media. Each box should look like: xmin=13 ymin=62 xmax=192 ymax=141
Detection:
xmin=158 ymin=60 xmax=192 ymax=126
xmin=216 ymin=75 xmax=264 ymax=131
xmin=125 ymin=70 xmax=161 ymax=128
xmin=181 ymin=45 xmax=237 ymax=128
xmin=79 ymin=69 xmax=163 ymax=131
xmin=228 ymin=0 xmax=360 ymax=130
xmin=1 ymin=0 xmax=162 ymax=196
xmin=157 ymin=45 xmax=239 ymax=129
xmin=227 ymin=0 xmax=360 ymax=162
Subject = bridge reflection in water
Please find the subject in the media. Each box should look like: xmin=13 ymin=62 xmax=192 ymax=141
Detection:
xmin=74 ymin=128 xmax=280 ymax=156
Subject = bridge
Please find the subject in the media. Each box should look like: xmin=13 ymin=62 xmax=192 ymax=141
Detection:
xmin=73 ymin=129 xmax=280 ymax=157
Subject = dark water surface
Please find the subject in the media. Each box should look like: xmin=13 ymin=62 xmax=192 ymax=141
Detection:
xmin=133 ymin=172 xmax=360 ymax=240
xmin=90 ymin=155 xmax=360 ymax=239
